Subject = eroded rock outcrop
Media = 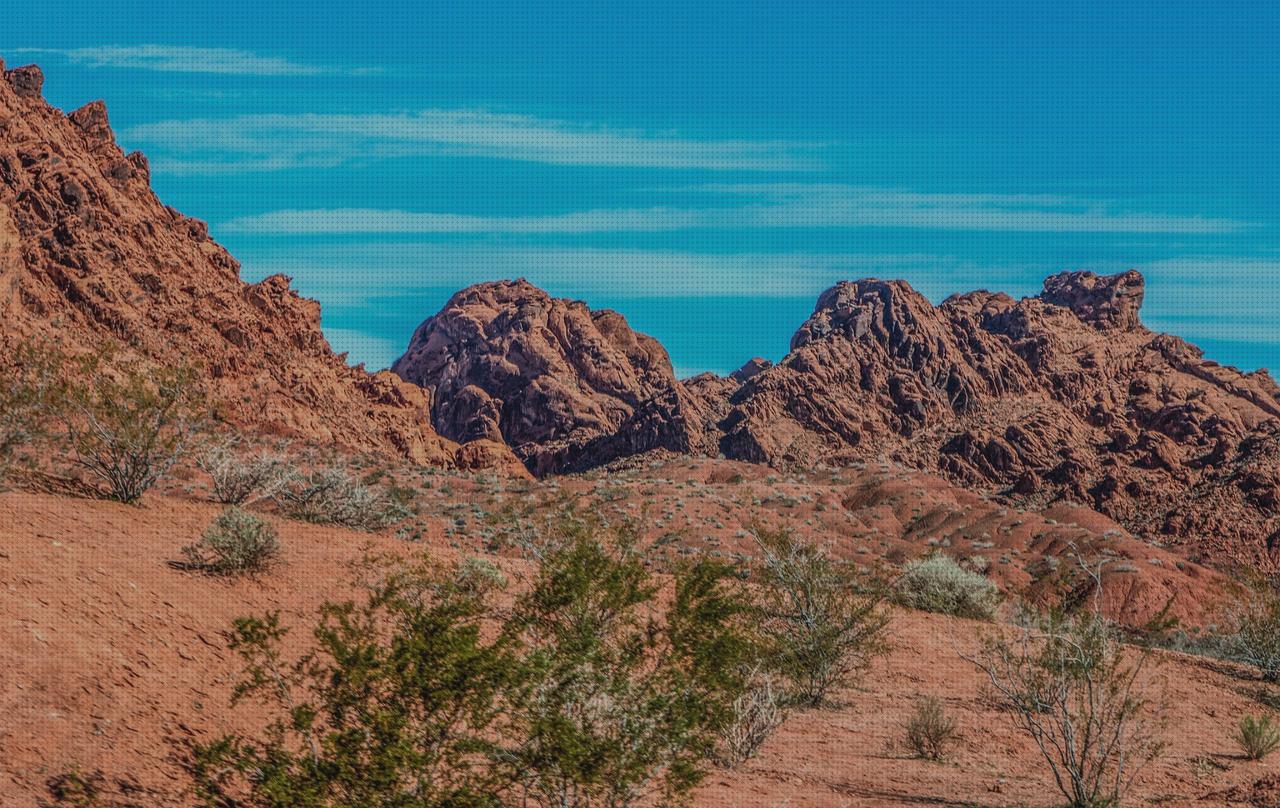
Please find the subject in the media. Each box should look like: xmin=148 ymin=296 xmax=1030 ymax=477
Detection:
xmin=722 ymin=270 xmax=1280 ymax=567
xmin=392 ymin=280 xmax=721 ymax=474
xmin=0 ymin=63 xmax=521 ymax=472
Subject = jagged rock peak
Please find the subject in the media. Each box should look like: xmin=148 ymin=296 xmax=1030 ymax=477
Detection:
xmin=5 ymin=63 xmax=43 ymax=98
xmin=790 ymin=278 xmax=934 ymax=351
xmin=1040 ymin=269 xmax=1146 ymax=330
xmin=0 ymin=61 xmax=527 ymax=473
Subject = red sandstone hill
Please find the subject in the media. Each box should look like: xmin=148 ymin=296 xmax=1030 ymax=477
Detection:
xmin=391 ymin=279 xmax=727 ymax=474
xmin=396 ymin=272 xmax=1280 ymax=567
xmin=724 ymin=270 xmax=1280 ymax=568
xmin=0 ymin=61 xmax=521 ymax=473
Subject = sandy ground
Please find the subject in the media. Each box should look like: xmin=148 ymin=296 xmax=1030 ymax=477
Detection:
xmin=0 ymin=468 xmax=1272 ymax=807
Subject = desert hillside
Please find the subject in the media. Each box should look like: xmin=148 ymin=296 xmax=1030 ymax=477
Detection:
xmin=2 ymin=474 xmax=1278 ymax=808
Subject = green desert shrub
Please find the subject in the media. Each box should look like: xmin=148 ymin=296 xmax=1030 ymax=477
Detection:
xmin=1236 ymin=714 xmax=1280 ymax=761
xmin=273 ymin=465 xmax=410 ymax=531
xmin=190 ymin=518 xmax=758 ymax=808
xmin=894 ymin=554 xmax=1000 ymax=620
xmin=58 ymin=350 xmax=205 ymax=504
xmin=751 ymin=525 xmax=890 ymax=707
xmin=903 ymin=695 xmax=959 ymax=761
xmin=182 ymin=507 xmax=280 ymax=575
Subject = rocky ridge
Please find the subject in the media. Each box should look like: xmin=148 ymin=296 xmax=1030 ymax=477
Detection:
xmin=0 ymin=62 xmax=521 ymax=473
xmin=397 ymin=271 xmax=1280 ymax=566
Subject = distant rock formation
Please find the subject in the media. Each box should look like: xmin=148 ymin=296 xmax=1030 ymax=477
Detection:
xmin=0 ymin=61 xmax=522 ymax=473
xmin=398 ymin=270 xmax=1280 ymax=566
xmin=721 ymin=270 xmax=1280 ymax=567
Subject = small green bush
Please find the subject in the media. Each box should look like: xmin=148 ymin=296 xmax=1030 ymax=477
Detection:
xmin=59 ymin=350 xmax=205 ymax=504
xmin=1236 ymin=714 xmax=1280 ymax=761
xmin=751 ymin=525 xmax=890 ymax=707
xmin=903 ymin=696 xmax=959 ymax=761
xmin=273 ymin=466 xmax=410 ymax=531
xmin=182 ymin=507 xmax=279 ymax=575
xmin=894 ymin=554 xmax=999 ymax=620
xmin=189 ymin=517 xmax=758 ymax=808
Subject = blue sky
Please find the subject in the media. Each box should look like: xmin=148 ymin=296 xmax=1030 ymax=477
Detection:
xmin=9 ymin=0 xmax=1279 ymax=376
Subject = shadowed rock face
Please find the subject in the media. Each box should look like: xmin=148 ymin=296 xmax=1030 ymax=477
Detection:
xmin=392 ymin=280 xmax=723 ymax=474
xmin=0 ymin=63 xmax=524 ymax=473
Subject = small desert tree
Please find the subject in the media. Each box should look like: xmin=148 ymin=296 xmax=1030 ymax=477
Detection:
xmin=189 ymin=562 xmax=518 ymax=807
xmin=59 ymin=350 xmax=204 ymax=503
xmin=965 ymin=578 xmax=1164 ymax=808
xmin=750 ymin=525 xmax=890 ymax=707
xmin=504 ymin=519 xmax=755 ymax=807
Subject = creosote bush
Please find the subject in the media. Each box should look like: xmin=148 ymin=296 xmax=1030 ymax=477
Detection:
xmin=59 ymin=350 xmax=205 ymax=504
xmin=190 ymin=515 xmax=760 ymax=808
xmin=965 ymin=603 xmax=1164 ymax=808
xmin=182 ymin=507 xmax=280 ymax=575
xmin=1236 ymin=714 xmax=1280 ymax=761
xmin=273 ymin=465 xmax=410 ymax=531
xmin=751 ymin=525 xmax=890 ymax=707
xmin=198 ymin=439 xmax=290 ymax=505
xmin=894 ymin=553 xmax=1000 ymax=620
xmin=903 ymin=695 xmax=959 ymax=761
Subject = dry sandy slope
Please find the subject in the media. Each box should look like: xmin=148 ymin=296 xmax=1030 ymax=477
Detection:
xmin=0 ymin=489 xmax=1273 ymax=807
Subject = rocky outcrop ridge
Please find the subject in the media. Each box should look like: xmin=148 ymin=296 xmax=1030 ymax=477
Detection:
xmin=0 ymin=61 xmax=521 ymax=472
xmin=722 ymin=270 xmax=1280 ymax=566
xmin=391 ymin=280 xmax=720 ymax=473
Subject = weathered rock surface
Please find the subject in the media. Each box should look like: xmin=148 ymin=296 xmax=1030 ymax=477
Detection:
xmin=392 ymin=280 xmax=721 ymax=473
xmin=0 ymin=63 xmax=521 ymax=472
xmin=722 ymin=271 xmax=1280 ymax=567
xmin=397 ymin=270 xmax=1280 ymax=565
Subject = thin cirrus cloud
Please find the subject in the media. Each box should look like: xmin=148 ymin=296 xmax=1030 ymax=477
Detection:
xmin=13 ymin=45 xmax=379 ymax=76
xmin=122 ymin=111 xmax=827 ymax=173
xmin=221 ymin=185 xmax=1253 ymax=236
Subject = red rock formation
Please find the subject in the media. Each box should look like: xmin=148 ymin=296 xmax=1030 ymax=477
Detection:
xmin=722 ymin=270 xmax=1280 ymax=567
xmin=392 ymin=279 xmax=722 ymax=473
xmin=0 ymin=62 xmax=522 ymax=473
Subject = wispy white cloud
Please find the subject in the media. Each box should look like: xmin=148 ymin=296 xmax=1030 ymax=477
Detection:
xmin=124 ymin=111 xmax=826 ymax=173
xmin=221 ymin=185 xmax=1253 ymax=236
xmin=241 ymin=243 xmax=955 ymax=302
xmin=13 ymin=45 xmax=378 ymax=76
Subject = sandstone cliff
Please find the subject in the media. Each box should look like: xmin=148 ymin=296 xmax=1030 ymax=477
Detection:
xmin=0 ymin=61 xmax=520 ymax=472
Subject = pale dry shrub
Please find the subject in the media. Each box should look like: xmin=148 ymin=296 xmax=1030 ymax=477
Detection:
xmin=182 ymin=507 xmax=280 ymax=575
xmin=717 ymin=672 xmax=785 ymax=766
xmin=894 ymin=554 xmax=999 ymax=620
xmin=198 ymin=440 xmax=290 ymax=506
xmin=273 ymin=466 xmax=410 ymax=532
